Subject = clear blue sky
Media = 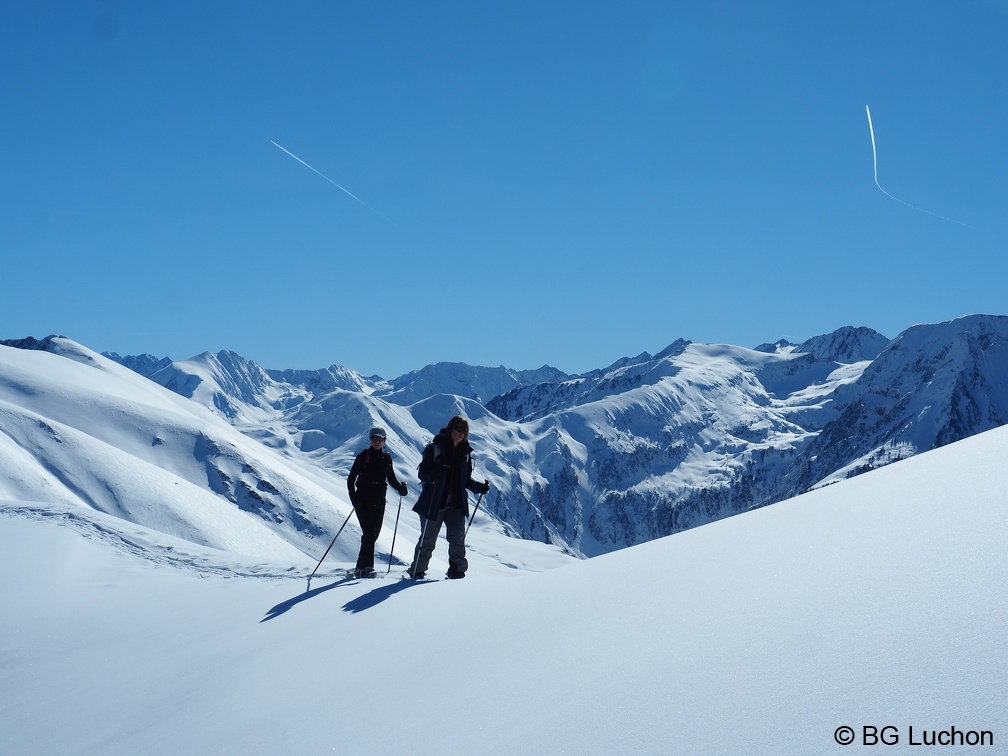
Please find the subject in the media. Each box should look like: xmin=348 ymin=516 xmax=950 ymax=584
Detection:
xmin=3 ymin=1 xmax=1006 ymax=378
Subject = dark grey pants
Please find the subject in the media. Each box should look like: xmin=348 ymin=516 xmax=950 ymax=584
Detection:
xmin=410 ymin=507 xmax=467 ymax=577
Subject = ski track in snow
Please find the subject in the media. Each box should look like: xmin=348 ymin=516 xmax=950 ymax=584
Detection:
xmin=0 ymin=501 xmax=321 ymax=580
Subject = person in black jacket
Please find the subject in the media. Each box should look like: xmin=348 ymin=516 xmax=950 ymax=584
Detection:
xmin=347 ymin=426 xmax=408 ymax=578
xmin=407 ymin=415 xmax=490 ymax=580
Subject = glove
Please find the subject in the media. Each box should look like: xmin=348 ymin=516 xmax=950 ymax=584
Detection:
xmin=475 ymin=479 xmax=490 ymax=495
xmin=397 ymin=482 xmax=408 ymax=496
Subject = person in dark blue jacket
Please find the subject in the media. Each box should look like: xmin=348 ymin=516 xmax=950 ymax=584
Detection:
xmin=347 ymin=426 xmax=407 ymax=578
xmin=407 ymin=416 xmax=489 ymax=579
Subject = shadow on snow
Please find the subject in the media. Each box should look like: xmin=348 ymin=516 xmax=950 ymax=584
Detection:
xmin=260 ymin=576 xmax=353 ymax=622
xmin=261 ymin=573 xmax=428 ymax=621
xmin=341 ymin=577 xmax=428 ymax=614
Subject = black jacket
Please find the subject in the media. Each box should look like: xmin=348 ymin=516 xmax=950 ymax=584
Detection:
xmin=348 ymin=446 xmax=406 ymax=504
xmin=413 ymin=429 xmax=488 ymax=519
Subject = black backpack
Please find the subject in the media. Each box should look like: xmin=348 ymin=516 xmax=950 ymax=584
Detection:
xmin=417 ymin=442 xmax=440 ymax=483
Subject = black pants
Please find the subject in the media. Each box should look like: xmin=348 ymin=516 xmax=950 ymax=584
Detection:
xmin=352 ymin=494 xmax=387 ymax=570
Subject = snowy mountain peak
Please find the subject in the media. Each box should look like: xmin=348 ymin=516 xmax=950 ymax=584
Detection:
xmin=796 ymin=326 xmax=890 ymax=363
xmin=1 ymin=334 xmax=68 ymax=352
xmin=774 ymin=314 xmax=1008 ymax=493
xmin=266 ymin=364 xmax=378 ymax=396
xmin=753 ymin=338 xmax=795 ymax=354
xmin=379 ymin=361 xmax=572 ymax=406
xmin=654 ymin=338 xmax=692 ymax=361
xmin=102 ymin=352 xmax=173 ymax=377
xmin=139 ymin=350 xmax=308 ymax=420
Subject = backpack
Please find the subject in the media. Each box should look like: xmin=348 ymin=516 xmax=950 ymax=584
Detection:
xmin=417 ymin=442 xmax=440 ymax=483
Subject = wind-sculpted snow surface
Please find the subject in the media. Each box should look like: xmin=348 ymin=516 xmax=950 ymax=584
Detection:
xmin=8 ymin=315 xmax=1008 ymax=560
xmin=1 ymin=423 xmax=1005 ymax=754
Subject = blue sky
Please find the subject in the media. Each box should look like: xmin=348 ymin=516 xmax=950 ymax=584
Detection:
xmin=3 ymin=1 xmax=1006 ymax=379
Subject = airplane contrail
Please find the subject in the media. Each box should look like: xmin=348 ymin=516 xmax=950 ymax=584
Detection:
xmin=864 ymin=105 xmax=968 ymax=227
xmin=271 ymin=140 xmax=391 ymax=222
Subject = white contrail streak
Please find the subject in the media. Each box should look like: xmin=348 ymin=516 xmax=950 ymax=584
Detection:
xmin=865 ymin=104 xmax=883 ymax=193
xmin=271 ymin=140 xmax=391 ymax=222
xmin=864 ymin=105 xmax=968 ymax=227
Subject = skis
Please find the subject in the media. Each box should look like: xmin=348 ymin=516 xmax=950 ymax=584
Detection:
xmin=346 ymin=569 xmax=430 ymax=581
xmin=341 ymin=568 xmax=445 ymax=582
xmin=400 ymin=572 xmax=437 ymax=582
xmin=346 ymin=568 xmax=381 ymax=580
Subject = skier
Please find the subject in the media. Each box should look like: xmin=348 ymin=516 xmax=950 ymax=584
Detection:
xmin=347 ymin=426 xmax=408 ymax=578
xmin=407 ymin=416 xmax=490 ymax=580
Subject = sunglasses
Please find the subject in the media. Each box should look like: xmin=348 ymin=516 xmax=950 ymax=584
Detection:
xmin=450 ymin=425 xmax=466 ymax=433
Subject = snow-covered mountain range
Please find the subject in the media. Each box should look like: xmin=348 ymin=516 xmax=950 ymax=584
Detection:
xmin=2 ymin=313 xmax=1007 ymax=562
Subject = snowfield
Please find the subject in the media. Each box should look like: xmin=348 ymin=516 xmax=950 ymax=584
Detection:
xmin=2 ymin=422 xmax=1005 ymax=755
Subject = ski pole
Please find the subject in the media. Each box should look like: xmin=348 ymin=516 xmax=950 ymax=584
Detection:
xmin=464 ymin=489 xmax=486 ymax=539
xmin=387 ymin=494 xmax=403 ymax=575
xmin=408 ymin=505 xmax=433 ymax=579
xmin=308 ymin=507 xmax=355 ymax=581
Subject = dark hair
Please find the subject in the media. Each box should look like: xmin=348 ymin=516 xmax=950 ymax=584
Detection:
xmin=447 ymin=415 xmax=469 ymax=440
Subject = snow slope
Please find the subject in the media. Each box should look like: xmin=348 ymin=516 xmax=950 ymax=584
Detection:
xmin=0 ymin=339 xmax=343 ymax=560
xmin=2 ymin=424 xmax=1005 ymax=755
xmin=0 ymin=338 xmax=570 ymax=573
